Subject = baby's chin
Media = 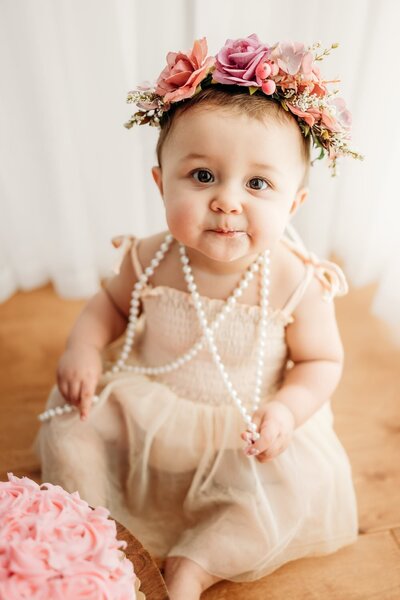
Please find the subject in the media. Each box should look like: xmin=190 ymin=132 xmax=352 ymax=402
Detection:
xmin=191 ymin=234 xmax=262 ymax=270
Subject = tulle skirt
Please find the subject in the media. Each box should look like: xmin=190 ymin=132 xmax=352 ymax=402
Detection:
xmin=35 ymin=371 xmax=358 ymax=582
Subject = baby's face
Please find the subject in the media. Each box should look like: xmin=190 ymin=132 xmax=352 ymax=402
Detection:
xmin=152 ymin=106 xmax=308 ymax=271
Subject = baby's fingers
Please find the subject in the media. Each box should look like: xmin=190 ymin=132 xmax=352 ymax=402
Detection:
xmin=256 ymin=438 xmax=283 ymax=462
xmin=56 ymin=373 xmax=70 ymax=404
xmin=68 ymin=379 xmax=82 ymax=406
xmin=246 ymin=419 xmax=280 ymax=456
xmin=79 ymin=379 xmax=97 ymax=420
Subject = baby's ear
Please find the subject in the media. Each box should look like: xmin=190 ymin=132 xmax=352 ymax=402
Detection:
xmin=290 ymin=186 xmax=309 ymax=215
xmin=151 ymin=166 xmax=163 ymax=196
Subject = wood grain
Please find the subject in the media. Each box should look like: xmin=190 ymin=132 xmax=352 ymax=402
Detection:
xmin=115 ymin=520 xmax=169 ymax=599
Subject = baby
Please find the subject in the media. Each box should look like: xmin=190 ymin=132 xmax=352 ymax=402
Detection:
xmin=36 ymin=34 xmax=362 ymax=599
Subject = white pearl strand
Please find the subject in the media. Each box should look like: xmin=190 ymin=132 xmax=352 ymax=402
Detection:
xmin=178 ymin=243 xmax=270 ymax=440
xmin=38 ymin=232 xmax=270 ymax=440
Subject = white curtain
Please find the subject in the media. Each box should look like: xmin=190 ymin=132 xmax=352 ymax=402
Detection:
xmin=1 ymin=0 xmax=399 ymax=343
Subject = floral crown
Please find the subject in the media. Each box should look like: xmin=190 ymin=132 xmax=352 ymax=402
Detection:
xmin=124 ymin=33 xmax=364 ymax=176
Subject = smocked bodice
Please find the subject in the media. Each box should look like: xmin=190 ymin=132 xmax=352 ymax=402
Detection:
xmin=133 ymin=285 xmax=293 ymax=406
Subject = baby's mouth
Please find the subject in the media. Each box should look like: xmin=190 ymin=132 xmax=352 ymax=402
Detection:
xmin=210 ymin=229 xmax=247 ymax=238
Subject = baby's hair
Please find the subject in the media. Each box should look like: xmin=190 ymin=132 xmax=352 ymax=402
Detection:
xmin=155 ymin=86 xmax=311 ymax=190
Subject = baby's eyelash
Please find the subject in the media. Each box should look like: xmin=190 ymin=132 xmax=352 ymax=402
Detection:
xmin=190 ymin=169 xmax=271 ymax=190
xmin=248 ymin=177 xmax=270 ymax=191
xmin=190 ymin=168 xmax=213 ymax=183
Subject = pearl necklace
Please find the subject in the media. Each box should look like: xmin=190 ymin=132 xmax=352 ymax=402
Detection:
xmin=38 ymin=232 xmax=270 ymax=441
xmin=178 ymin=243 xmax=270 ymax=440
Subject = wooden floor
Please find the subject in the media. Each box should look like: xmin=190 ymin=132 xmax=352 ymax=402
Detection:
xmin=1 ymin=281 xmax=400 ymax=598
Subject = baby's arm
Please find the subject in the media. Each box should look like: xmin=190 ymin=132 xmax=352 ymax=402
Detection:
xmin=243 ymin=275 xmax=344 ymax=460
xmin=57 ymin=248 xmax=137 ymax=419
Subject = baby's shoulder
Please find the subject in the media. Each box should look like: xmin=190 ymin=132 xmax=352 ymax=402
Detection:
xmin=276 ymin=239 xmax=332 ymax=317
xmin=135 ymin=231 xmax=168 ymax=270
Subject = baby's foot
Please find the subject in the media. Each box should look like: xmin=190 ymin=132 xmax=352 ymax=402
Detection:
xmin=165 ymin=577 xmax=202 ymax=600
xmin=163 ymin=556 xmax=221 ymax=600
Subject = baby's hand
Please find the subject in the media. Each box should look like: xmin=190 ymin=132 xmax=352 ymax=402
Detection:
xmin=241 ymin=401 xmax=295 ymax=462
xmin=56 ymin=342 xmax=103 ymax=420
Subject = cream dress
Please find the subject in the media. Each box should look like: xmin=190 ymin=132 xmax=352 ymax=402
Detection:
xmin=35 ymin=226 xmax=358 ymax=583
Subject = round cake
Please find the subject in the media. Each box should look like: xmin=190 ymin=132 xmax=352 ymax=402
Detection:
xmin=0 ymin=473 xmax=138 ymax=599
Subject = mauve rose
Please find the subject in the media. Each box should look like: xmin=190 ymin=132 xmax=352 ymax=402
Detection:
xmin=213 ymin=33 xmax=271 ymax=87
xmin=155 ymin=37 xmax=215 ymax=104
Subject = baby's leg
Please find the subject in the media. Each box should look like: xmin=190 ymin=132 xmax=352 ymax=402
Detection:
xmin=36 ymin=386 xmax=119 ymax=507
xmin=163 ymin=556 xmax=222 ymax=600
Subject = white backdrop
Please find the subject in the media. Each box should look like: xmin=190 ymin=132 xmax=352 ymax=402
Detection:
xmin=1 ymin=0 xmax=399 ymax=343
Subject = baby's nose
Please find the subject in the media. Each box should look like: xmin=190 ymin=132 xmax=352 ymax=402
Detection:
xmin=210 ymin=190 xmax=243 ymax=213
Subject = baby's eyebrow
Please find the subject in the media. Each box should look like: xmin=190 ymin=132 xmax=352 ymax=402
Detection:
xmin=180 ymin=153 xmax=209 ymax=162
xmin=180 ymin=153 xmax=282 ymax=176
xmin=250 ymin=162 xmax=283 ymax=176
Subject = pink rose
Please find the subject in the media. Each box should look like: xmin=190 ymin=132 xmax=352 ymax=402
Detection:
xmin=213 ymin=33 xmax=272 ymax=87
xmin=155 ymin=37 xmax=215 ymax=104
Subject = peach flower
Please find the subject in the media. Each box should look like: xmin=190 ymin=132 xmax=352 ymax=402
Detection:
xmin=155 ymin=37 xmax=215 ymax=103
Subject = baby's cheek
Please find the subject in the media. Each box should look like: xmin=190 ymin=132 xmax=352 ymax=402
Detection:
xmin=165 ymin=210 xmax=200 ymax=249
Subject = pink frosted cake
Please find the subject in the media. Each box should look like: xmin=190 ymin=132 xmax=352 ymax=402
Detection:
xmin=0 ymin=473 xmax=137 ymax=599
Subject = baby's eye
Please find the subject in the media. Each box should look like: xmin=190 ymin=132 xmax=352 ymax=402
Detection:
xmin=191 ymin=169 xmax=214 ymax=184
xmin=248 ymin=177 xmax=269 ymax=191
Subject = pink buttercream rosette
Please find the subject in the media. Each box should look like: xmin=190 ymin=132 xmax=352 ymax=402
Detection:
xmin=0 ymin=473 xmax=137 ymax=600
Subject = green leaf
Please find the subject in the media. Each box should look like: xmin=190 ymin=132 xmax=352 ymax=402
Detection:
xmin=317 ymin=146 xmax=325 ymax=160
xmin=280 ymin=100 xmax=289 ymax=111
xmin=248 ymin=86 xmax=259 ymax=95
xmin=193 ymin=84 xmax=203 ymax=97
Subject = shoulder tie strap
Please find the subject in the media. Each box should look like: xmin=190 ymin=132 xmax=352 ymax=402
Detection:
xmin=281 ymin=223 xmax=349 ymax=307
xmin=110 ymin=234 xmax=144 ymax=277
